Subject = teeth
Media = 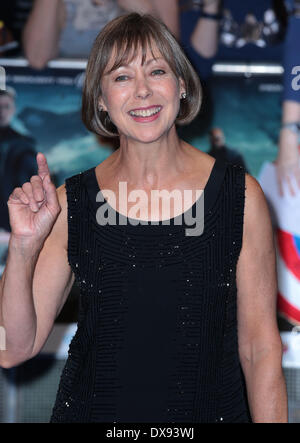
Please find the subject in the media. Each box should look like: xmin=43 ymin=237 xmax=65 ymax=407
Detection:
xmin=130 ymin=107 xmax=161 ymax=117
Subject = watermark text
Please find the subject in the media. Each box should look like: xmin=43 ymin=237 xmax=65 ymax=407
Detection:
xmin=95 ymin=183 xmax=205 ymax=236
xmin=291 ymin=66 xmax=300 ymax=91
xmin=0 ymin=326 xmax=6 ymax=351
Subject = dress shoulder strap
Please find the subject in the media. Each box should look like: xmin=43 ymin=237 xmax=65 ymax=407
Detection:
xmin=65 ymin=171 xmax=84 ymax=280
xmin=204 ymin=157 xmax=228 ymax=215
xmin=228 ymin=163 xmax=247 ymax=264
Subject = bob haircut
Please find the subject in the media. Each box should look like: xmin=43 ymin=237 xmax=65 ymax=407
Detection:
xmin=82 ymin=13 xmax=202 ymax=138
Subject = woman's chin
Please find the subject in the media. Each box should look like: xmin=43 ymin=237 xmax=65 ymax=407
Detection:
xmin=121 ymin=129 xmax=166 ymax=144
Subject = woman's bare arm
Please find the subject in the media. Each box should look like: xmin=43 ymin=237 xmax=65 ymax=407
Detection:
xmin=0 ymin=184 xmax=74 ymax=368
xmin=236 ymin=173 xmax=288 ymax=422
xmin=22 ymin=0 xmax=65 ymax=70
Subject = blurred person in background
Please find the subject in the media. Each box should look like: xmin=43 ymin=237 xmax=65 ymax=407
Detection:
xmin=0 ymin=88 xmax=36 ymax=233
xmin=180 ymin=0 xmax=287 ymax=80
xmin=23 ymin=0 xmax=122 ymax=67
xmin=0 ymin=0 xmax=33 ymax=57
xmin=181 ymin=0 xmax=300 ymax=196
xmin=0 ymin=20 xmax=17 ymax=56
xmin=208 ymin=127 xmax=249 ymax=172
xmin=276 ymin=0 xmax=300 ymax=196
xmin=22 ymin=0 xmax=179 ymax=70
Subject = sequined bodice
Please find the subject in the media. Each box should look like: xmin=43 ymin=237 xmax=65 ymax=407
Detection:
xmin=50 ymin=159 xmax=251 ymax=423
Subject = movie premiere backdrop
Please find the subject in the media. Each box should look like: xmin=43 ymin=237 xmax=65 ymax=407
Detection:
xmin=1 ymin=61 xmax=300 ymax=360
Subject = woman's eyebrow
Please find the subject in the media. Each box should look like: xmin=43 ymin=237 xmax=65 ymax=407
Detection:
xmin=145 ymin=57 xmax=165 ymax=65
xmin=104 ymin=57 xmax=165 ymax=75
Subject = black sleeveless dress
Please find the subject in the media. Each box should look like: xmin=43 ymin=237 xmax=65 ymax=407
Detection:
xmin=50 ymin=158 xmax=251 ymax=423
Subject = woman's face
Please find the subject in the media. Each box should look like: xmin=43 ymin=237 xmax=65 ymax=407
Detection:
xmin=98 ymin=44 xmax=185 ymax=143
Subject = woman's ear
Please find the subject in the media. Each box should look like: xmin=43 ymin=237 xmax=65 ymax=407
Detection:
xmin=98 ymin=96 xmax=107 ymax=112
xmin=179 ymin=77 xmax=186 ymax=98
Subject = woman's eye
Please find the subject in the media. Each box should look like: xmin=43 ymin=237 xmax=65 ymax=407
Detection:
xmin=151 ymin=69 xmax=165 ymax=76
xmin=115 ymin=75 xmax=128 ymax=82
xmin=114 ymin=70 xmax=165 ymax=81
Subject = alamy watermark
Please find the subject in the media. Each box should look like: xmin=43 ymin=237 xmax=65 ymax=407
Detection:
xmin=95 ymin=183 xmax=205 ymax=236
xmin=0 ymin=326 xmax=6 ymax=351
xmin=0 ymin=66 xmax=6 ymax=91
xmin=291 ymin=66 xmax=300 ymax=91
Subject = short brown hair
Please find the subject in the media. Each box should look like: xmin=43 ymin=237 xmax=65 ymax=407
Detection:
xmin=82 ymin=12 xmax=202 ymax=138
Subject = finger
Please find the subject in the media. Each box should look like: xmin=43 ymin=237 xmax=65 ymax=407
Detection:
xmin=36 ymin=152 xmax=50 ymax=181
xmin=287 ymin=165 xmax=300 ymax=194
xmin=9 ymin=187 xmax=30 ymax=205
xmin=22 ymin=182 xmax=39 ymax=212
xmin=285 ymin=174 xmax=296 ymax=197
xmin=30 ymin=175 xmax=45 ymax=202
xmin=43 ymin=174 xmax=60 ymax=213
xmin=276 ymin=168 xmax=284 ymax=197
xmin=295 ymin=166 xmax=300 ymax=189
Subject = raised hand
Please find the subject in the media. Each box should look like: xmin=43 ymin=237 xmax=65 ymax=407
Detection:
xmin=276 ymin=128 xmax=300 ymax=196
xmin=7 ymin=152 xmax=61 ymax=247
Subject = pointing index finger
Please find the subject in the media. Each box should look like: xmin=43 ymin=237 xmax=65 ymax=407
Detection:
xmin=37 ymin=152 xmax=50 ymax=180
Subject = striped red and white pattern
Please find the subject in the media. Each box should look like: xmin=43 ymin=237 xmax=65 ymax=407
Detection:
xmin=277 ymin=229 xmax=300 ymax=324
xmin=259 ymin=160 xmax=300 ymax=325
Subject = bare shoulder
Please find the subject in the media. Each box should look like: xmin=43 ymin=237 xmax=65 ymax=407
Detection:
xmin=244 ymin=173 xmax=270 ymax=219
xmin=245 ymin=173 xmax=265 ymax=198
xmin=175 ymin=143 xmax=217 ymax=190
xmin=185 ymin=143 xmax=214 ymax=165
xmin=243 ymin=173 xmax=273 ymax=241
xmin=94 ymin=151 xmax=118 ymax=180
xmin=183 ymin=143 xmax=216 ymax=173
xmin=197 ymin=151 xmax=216 ymax=169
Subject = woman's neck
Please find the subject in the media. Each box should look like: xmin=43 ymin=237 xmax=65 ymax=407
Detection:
xmin=114 ymin=131 xmax=190 ymax=189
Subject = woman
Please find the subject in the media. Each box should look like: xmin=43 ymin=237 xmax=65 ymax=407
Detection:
xmin=0 ymin=13 xmax=287 ymax=422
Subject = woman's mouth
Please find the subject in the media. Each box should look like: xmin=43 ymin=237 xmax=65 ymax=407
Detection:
xmin=128 ymin=106 xmax=162 ymax=122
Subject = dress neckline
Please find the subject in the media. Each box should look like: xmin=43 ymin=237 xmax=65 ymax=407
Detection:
xmin=84 ymin=156 xmax=227 ymax=227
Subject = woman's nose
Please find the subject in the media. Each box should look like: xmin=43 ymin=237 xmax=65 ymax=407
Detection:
xmin=135 ymin=76 xmax=153 ymax=100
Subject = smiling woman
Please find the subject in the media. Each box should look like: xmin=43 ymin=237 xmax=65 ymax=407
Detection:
xmin=0 ymin=12 xmax=287 ymax=424
xmin=81 ymin=13 xmax=201 ymax=138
